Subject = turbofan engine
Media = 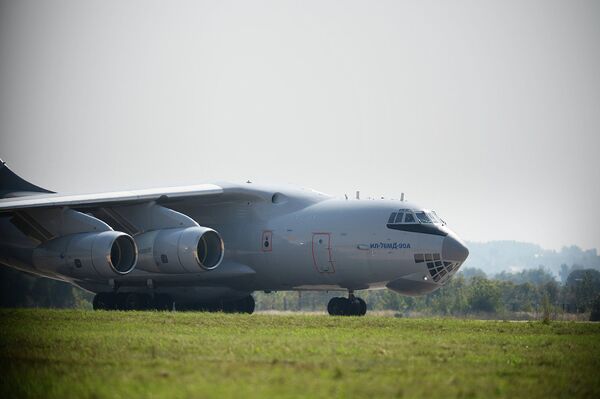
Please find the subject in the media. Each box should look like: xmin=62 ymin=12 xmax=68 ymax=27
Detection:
xmin=134 ymin=226 xmax=224 ymax=274
xmin=33 ymin=231 xmax=138 ymax=279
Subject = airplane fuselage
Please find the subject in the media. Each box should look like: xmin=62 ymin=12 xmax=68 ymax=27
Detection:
xmin=0 ymin=162 xmax=468 ymax=314
xmin=102 ymin=186 xmax=468 ymax=305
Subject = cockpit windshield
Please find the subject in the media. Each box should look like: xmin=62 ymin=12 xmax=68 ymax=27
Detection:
xmin=415 ymin=212 xmax=432 ymax=224
xmin=427 ymin=212 xmax=437 ymax=223
xmin=387 ymin=209 xmax=445 ymax=226
xmin=394 ymin=212 xmax=404 ymax=223
xmin=432 ymin=211 xmax=446 ymax=225
xmin=387 ymin=209 xmax=417 ymax=225
xmin=404 ymin=212 xmax=416 ymax=223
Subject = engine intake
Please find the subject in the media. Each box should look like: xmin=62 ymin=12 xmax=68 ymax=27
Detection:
xmin=196 ymin=229 xmax=223 ymax=269
xmin=33 ymin=231 xmax=138 ymax=279
xmin=109 ymin=234 xmax=138 ymax=274
xmin=135 ymin=226 xmax=224 ymax=274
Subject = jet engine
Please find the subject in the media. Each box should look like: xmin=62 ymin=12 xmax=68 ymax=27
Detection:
xmin=33 ymin=231 xmax=138 ymax=279
xmin=134 ymin=226 xmax=224 ymax=274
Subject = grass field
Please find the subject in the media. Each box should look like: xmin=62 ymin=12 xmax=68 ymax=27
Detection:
xmin=0 ymin=309 xmax=599 ymax=399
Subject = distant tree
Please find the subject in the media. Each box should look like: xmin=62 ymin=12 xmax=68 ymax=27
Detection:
xmin=565 ymin=269 xmax=600 ymax=312
xmin=463 ymin=241 xmax=600 ymax=278
xmin=379 ymin=290 xmax=405 ymax=311
xmin=0 ymin=265 xmax=93 ymax=309
xmin=459 ymin=268 xmax=487 ymax=280
xmin=0 ymin=266 xmax=35 ymax=307
xmin=425 ymin=275 xmax=469 ymax=315
xmin=494 ymin=267 xmax=556 ymax=285
xmin=541 ymin=293 xmax=552 ymax=324
xmin=590 ymin=295 xmax=600 ymax=322
xmin=559 ymin=264 xmax=584 ymax=284
xmin=468 ymin=277 xmax=501 ymax=313
xmin=31 ymin=278 xmax=77 ymax=308
xmin=448 ymin=275 xmax=469 ymax=314
xmin=541 ymin=280 xmax=560 ymax=304
xmin=512 ymin=282 xmax=537 ymax=312
xmin=559 ymin=264 xmax=570 ymax=283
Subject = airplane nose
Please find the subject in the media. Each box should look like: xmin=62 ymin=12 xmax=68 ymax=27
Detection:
xmin=442 ymin=235 xmax=469 ymax=262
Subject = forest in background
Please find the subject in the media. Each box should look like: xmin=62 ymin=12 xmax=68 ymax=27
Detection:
xmin=462 ymin=241 xmax=600 ymax=276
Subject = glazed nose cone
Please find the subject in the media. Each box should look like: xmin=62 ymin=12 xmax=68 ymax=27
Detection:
xmin=442 ymin=234 xmax=469 ymax=262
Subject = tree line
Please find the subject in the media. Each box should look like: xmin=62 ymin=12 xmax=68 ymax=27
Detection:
xmin=2 ymin=264 xmax=600 ymax=319
xmin=254 ymin=266 xmax=600 ymax=319
xmin=0 ymin=266 xmax=93 ymax=309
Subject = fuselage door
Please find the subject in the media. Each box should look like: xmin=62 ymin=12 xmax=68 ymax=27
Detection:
xmin=312 ymin=233 xmax=335 ymax=273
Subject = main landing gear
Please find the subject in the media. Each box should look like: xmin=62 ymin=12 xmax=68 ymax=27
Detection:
xmin=93 ymin=292 xmax=174 ymax=311
xmin=181 ymin=295 xmax=255 ymax=314
xmin=327 ymin=291 xmax=367 ymax=316
xmin=93 ymin=292 xmax=256 ymax=314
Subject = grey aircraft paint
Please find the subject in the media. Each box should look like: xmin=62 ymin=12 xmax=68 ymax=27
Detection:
xmin=0 ymin=161 xmax=468 ymax=314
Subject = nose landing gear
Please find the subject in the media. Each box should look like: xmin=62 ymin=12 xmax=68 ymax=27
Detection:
xmin=327 ymin=291 xmax=367 ymax=316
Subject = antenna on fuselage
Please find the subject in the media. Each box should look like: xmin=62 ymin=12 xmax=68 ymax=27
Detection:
xmin=356 ymin=191 xmax=360 ymax=200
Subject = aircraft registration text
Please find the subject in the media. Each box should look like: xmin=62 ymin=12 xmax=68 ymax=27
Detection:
xmin=370 ymin=242 xmax=411 ymax=249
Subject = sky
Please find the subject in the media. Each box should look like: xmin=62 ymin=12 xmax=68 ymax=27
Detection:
xmin=1 ymin=0 xmax=599 ymax=251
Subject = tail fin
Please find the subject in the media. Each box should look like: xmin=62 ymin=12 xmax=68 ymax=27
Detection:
xmin=0 ymin=159 xmax=54 ymax=199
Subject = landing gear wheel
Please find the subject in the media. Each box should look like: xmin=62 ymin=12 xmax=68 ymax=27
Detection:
xmin=153 ymin=294 xmax=174 ymax=311
xmin=346 ymin=298 xmax=362 ymax=316
xmin=357 ymin=297 xmax=367 ymax=316
xmin=327 ymin=297 xmax=348 ymax=316
xmin=327 ymin=296 xmax=367 ymax=316
xmin=223 ymin=296 xmax=255 ymax=314
xmin=121 ymin=293 xmax=151 ymax=311
xmin=93 ymin=293 xmax=115 ymax=310
xmin=238 ymin=295 xmax=255 ymax=314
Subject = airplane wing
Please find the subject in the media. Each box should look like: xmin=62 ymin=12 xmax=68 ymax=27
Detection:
xmin=0 ymin=159 xmax=270 ymax=213
xmin=0 ymin=160 xmax=265 ymax=284
xmin=0 ymin=184 xmax=224 ymax=212
xmin=0 ymin=159 xmax=273 ymax=241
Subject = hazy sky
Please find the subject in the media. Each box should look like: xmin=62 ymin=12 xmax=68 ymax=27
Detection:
xmin=1 ymin=0 xmax=599 ymax=251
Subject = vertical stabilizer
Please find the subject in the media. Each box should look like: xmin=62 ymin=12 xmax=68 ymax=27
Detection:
xmin=0 ymin=159 xmax=54 ymax=199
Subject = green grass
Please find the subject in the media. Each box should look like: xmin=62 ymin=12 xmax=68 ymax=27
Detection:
xmin=0 ymin=309 xmax=599 ymax=399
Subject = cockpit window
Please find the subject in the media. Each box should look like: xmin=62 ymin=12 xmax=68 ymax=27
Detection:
xmin=387 ymin=209 xmax=418 ymax=225
xmin=403 ymin=213 xmax=416 ymax=223
xmin=415 ymin=212 xmax=432 ymax=224
xmin=394 ymin=212 xmax=404 ymax=223
xmin=432 ymin=211 xmax=446 ymax=225
xmin=387 ymin=208 xmax=449 ymax=235
xmin=388 ymin=213 xmax=397 ymax=224
xmin=388 ymin=208 xmax=446 ymax=226
xmin=427 ymin=212 xmax=440 ymax=224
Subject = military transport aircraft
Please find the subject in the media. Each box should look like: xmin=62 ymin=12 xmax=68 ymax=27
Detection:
xmin=0 ymin=160 xmax=468 ymax=316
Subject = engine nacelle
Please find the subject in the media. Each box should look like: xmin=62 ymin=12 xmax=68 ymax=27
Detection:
xmin=135 ymin=226 xmax=224 ymax=274
xmin=33 ymin=231 xmax=138 ymax=279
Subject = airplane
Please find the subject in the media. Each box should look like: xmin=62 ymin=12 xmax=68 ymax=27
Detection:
xmin=0 ymin=160 xmax=468 ymax=316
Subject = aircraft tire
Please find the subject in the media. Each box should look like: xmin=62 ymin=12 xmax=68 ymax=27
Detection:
xmin=357 ymin=298 xmax=367 ymax=316
xmin=93 ymin=292 xmax=115 ymax=310
xmin=238 ymin=295 xmax=255 ymax=314
xmin=224 ymin=296 xmax=255 ymax=314
xmin=153 ymin=294 xmax=174 ymax=311
xmin=121 ymin=293 xmax=151 ymax=311
xmin=346 ymin=298 xmax=363 ymax=316
xmin=327 ymin=297 xmax=347 ymax=316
